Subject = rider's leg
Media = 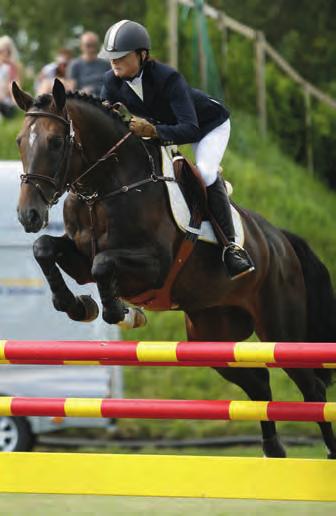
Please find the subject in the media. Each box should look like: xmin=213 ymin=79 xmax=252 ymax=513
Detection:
xmin=192 ymin=119 xmax=255 ymax=279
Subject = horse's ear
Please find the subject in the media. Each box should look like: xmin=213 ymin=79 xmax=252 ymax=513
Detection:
xmin=11 ymin=81 xmax=33 ymax=112
xmin=52 ymin=78 xmax=66 ymax=112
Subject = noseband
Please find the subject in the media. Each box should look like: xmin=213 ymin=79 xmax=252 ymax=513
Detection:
xmin=22 ymin=110 xmax=76 ymax=206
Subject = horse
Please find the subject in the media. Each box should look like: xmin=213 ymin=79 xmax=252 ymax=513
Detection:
xmin=12 ymin=79 xmax=336 ymax=458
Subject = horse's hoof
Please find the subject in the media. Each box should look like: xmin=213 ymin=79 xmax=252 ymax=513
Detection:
xmin=75 ymin=295 xmax=99 ymax=322
xmin=327 ymin=451 xmax=336 ymax=459
xmin=118 ymin=307 xmax=147 ymax=330
xmin=262 ymin=436 xmax=287 ymax=458
xmin=133 ymin=307 xmax=147 ymax=328
xmin=102 ymin=306 xmax=125 ymax=325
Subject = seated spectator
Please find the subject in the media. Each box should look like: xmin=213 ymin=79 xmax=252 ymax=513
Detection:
xmin=67 ymin=31 xmax=110 ymax=97
xmin=0 ymin=35 xmax=22 ymax=118
xmin=35 ymin=48 xmax=73 ymax=95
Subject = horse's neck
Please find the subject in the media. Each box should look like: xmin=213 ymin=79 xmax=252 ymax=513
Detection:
xmin=68 ymin=101 xmax=121 ymax=162
xmin=68 ymin=100 xmax=157 ymax=186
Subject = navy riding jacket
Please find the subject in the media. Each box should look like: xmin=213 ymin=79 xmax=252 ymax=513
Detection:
xmin=100 ymin=60 xmax=230 ymax=146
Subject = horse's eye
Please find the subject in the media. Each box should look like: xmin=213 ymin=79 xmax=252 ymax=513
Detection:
xmin=48 ymin=137 xmax=63 ymax=150
xmin=16 ymin=136 xmax=22 ymax=146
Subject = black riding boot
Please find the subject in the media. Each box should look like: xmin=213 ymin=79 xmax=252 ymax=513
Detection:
xmin=207 ymin=177 xmax=255 ymax=280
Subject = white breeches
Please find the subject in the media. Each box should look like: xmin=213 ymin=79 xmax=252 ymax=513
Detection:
xmin=192 ymin=119 xmax=231 ymax=187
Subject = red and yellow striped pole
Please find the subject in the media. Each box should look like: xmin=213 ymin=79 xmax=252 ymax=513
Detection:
xmin=1 ymin=340 xmax=336 ymax=367
xmin=0 ymin=397 xmax=335 ymax=422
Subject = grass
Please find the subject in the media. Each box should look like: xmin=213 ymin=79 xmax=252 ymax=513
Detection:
xmin=34 ymin=443 xmax=329 ymax=460
xmin=1 ymin=494 xmax=335 ymax=515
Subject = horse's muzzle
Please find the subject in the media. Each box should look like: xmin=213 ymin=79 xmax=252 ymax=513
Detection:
xmin=17 ymin=206 xmax=49 ymax=233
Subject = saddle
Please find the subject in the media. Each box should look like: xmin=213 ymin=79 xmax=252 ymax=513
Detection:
xmin=170 ymin=153 xmax=231 ymax=248
xmin=172 ymin=154 xmax=207 ymax=232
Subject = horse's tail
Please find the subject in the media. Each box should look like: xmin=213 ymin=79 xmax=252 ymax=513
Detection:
xmin=282 ymin=229 xmax=336 ymax=387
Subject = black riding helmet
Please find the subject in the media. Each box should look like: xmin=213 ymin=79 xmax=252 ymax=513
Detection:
xmin=104 ymin=20 xmax=151 ymax=59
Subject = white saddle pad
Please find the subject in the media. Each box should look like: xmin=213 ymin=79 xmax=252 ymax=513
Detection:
xmin=161 ymin=147 xmax=244 ymax=246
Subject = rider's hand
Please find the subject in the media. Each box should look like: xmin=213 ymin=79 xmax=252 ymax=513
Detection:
xmin=129 ymin=116 xmax=158 ymax=138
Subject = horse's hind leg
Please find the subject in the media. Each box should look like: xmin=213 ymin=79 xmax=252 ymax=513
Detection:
xmin=285 ymin=368 xmax=336 ymax=459
xmin=33 ymin=234 xmax=98 ymax=322
xmin=185 ymin=307 xmax=286 ymax=458
xmin=255 ymin=275 xmax=336 ymax=458
xmin=216 ymin=367 xmax=286 ymax=458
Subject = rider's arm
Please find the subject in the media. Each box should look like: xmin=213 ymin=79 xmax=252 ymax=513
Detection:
xmin=155 ymin=72 xmax=201 ymax=146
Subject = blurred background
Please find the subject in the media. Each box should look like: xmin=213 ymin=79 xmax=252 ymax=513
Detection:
xmin=0 ymin=0 xmax=336 ymax=458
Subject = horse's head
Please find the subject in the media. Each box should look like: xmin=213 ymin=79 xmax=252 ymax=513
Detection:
xmin=13 ymin=79 xmax=73 ymax=232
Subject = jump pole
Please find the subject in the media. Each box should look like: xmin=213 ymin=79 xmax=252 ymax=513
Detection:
xmin=1 ymin=397 xmax=336 ymax=421
xmin=1 ymin=453 xmax=336 ymax=500
xmin=1 ymin=340 xmax=336 ymax=367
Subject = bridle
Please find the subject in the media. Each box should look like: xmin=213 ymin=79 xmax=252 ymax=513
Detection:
xmin=21 ymin=110 xmax=77 ymax=206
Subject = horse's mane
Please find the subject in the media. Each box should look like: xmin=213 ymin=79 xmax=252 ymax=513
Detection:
xmin=32 ymin=91 xmax=121 ymax=122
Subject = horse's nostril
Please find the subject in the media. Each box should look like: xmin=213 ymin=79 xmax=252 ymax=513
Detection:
xmin=28 ymin=209 xmax=41 ymax=225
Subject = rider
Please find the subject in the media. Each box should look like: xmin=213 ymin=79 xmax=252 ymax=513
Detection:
xmin=101 ymin=20 xmax=255 ymax=280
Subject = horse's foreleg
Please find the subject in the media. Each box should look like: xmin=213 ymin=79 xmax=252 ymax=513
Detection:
xmin=185 ymin=307 xmax=286 ymax=458
xmin=33 ymin=234 xmax=98 ymax=322
xmin=91 ymin=250 xmax=146 ymax=328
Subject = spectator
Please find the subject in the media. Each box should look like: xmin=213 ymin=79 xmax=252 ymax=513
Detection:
xmin=35 ymin=48 xmax=73 ymax=95
xmin=67 ymin=31 xmax=110 ymax=96
xmin=0 ymin=35 xmax=22 ymax=118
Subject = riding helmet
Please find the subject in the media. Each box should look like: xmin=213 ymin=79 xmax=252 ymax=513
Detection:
xmin=104 ymin=20 xmax=151 ymax=59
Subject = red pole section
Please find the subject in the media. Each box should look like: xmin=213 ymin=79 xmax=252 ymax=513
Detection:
xmin=2 ymin=341 xmax=139 ymax=361
xmin=274 ymin=342 xmax=336 ymax=362
xmin=100 ymin=399 xmax=231 ymax=419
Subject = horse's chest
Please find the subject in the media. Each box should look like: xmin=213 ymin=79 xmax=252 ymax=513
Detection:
xmin=71 ymin=226 xmax=109 ymax=255
xmin=64 ymin=206 xmax=110 ymax=258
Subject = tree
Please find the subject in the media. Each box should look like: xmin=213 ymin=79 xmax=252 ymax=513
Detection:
xmin=0 ymin=0 xmax=146 ymax=72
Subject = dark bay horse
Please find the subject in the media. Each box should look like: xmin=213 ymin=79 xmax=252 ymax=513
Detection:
xmin=12 ymin=79 xmax=336 ymax=458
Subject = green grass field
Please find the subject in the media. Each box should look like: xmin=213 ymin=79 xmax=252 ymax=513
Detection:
xmin=1 ymin=495 xmax=336 ymax=515
xmin=1 ymin=494 xmax=335 ymax=515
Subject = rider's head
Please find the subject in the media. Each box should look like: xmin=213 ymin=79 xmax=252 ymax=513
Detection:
xmin=103 ymin=20 xmax=150 ymax=79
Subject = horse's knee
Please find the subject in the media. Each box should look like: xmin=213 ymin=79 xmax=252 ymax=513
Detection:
xmin=92 ymin=252 xmax=116 ymax=280
xmin=33 ymin=235 xmax=55 ymax=262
